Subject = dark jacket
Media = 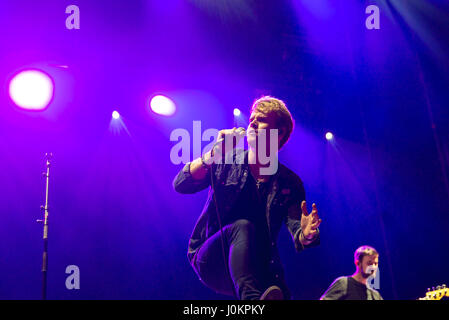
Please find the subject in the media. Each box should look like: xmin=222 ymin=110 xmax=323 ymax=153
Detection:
xmin=173 ymin=149 xmax=319 ymax=298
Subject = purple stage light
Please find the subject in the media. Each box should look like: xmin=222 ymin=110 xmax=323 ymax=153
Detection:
xmin=325 ymin=132 xmax=334 ymax=141
xmin=233 ymin=108 xmax=241 ymax=117
xmin=150 ymin=95 xmax=176 ymax=116
xmin=9 ymin=70 xmax=54 ymax=111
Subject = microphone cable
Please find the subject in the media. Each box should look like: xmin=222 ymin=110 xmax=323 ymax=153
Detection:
xmin=209 ymin=159 xmax=239 ymax=300
xmin=207 ymin=129 xmax=246 ymax=300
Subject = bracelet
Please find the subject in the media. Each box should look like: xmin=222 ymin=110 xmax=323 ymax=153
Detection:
xmin=302 ymin=230 xmax=315 ymax=242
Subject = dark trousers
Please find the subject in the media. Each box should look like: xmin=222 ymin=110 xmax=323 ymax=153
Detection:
xmin=192 ymin=219 xmax=271 ymax=300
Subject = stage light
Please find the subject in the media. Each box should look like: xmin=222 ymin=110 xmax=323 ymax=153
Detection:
xmin=150 ymin=95 xmax=176 ymax=116
xmin=9 ymin=69 xmax=54 ymax=110
xmin=112 ymin=111 xmax=120 ymax=120
xmin=233 ymin=108 xmax=241 ymax=117
xmin=325 ymin=132 xmax=334 ymax=141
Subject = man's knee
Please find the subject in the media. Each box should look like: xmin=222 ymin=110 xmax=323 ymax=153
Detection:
xmin=233 ymin=219 xmax=255 ymax=230
xmin=229 ymin=219 xmax=255 ymax=240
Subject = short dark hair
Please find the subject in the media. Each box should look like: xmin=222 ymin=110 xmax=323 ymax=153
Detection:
xmin=354 ymin=245 xmax=378 ymax=264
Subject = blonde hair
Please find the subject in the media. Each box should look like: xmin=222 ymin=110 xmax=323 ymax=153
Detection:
xmin=250 ymin=96 xmax=294 ymax=149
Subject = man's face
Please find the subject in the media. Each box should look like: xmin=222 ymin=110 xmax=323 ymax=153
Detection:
xmin=247 ymin=109 xmax=283 ymax=150
xmin=358 ymin=255 xmax=379 ymax=279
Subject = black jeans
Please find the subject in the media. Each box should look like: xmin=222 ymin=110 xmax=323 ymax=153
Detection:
xmin=192 ymin=219 xmax=271 ymax=300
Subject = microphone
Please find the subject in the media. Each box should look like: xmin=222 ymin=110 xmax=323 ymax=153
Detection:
xmin=214 ymin=127 xmax=246 ymax=145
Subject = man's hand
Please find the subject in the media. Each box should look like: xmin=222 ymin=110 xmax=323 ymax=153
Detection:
xmin=190 ymin=127 xmax=244 ymax=180
xmin=213 ymin=127 xmax=246 ymax=157
xmin=300 ymin=201 xmax=322 ymax=244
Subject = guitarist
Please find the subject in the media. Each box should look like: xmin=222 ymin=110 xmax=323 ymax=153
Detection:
xmin=320 ymin=245 xmax=383 ymax=300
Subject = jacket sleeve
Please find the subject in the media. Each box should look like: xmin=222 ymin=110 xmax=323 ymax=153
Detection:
xmin=172 ymin=162 xmax=211 ymax=194
xmin=284 ymin=177 xmax=320 ymax=253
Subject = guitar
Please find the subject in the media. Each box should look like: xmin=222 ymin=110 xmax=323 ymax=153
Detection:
xmin=418 ymin=284 xmax=449 ymax=300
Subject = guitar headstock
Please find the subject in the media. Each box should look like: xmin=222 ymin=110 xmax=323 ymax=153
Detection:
xmin=419 ymin=284 xmax=449 ymax=300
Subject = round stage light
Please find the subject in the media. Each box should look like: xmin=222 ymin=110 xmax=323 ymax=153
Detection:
xmin=325 ymin=132 xmax=334 ymax=141
xmin=112 ymin=111 xmax=120 ymax=120
xmin=150 ymin=95 xmax=176 ymax=116
xmin=9 ymin=69 xmax=54 ymax=111
xmin=233 ymin=108 xmax=241 ymax=117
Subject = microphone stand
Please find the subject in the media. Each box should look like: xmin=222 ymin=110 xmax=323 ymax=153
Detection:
xmin=37 ymin=153 xmax=52 ymax=300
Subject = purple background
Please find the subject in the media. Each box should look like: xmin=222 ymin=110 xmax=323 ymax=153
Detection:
xmin=0 ymin=0 xmax=448 ymax=299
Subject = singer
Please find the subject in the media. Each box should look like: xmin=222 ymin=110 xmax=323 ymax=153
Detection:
xmin=173 ymin=96 xmax=322 ymax=300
